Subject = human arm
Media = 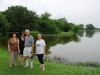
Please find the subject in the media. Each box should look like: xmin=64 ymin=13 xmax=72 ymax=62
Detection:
xmin=18 ymin=39 xmax=20 ymax=53
xmin=43 ymin=46 xmax=46 ymax=54
xmin=8 ymin=45 xmax=10 ymax=53
xmin=43 ymin=40 xmax=46 ymax=54
xmin=31 ymin=43 xmax=34 ymax=52
xmin=8 ymin=39 xmax=11 ymax=53
xmin=30 ymin=36 xmax=34 ymax=52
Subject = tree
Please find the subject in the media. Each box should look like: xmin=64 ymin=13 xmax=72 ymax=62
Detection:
xmin=55 ymin=18 xmax=70 ymax=32
xmin=72 ymin=25 xmax=81 ymax=33
xmin=38 ymin=12 xmax=60 ymax=34
xmin=2 ymin=6 xmax=39 ymax=33
xmin=79 ymin=24 xmax=84 ymax=30
xmin=86 ymin=24 xmax=95 ymax=30
xmin=0 ymin=12 xmax=10 ymax=36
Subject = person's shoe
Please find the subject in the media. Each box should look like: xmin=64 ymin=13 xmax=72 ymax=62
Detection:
xmin=30 ymin=65 xmax=33 ymax=68
xmin=43 ymin=67 xmax=45 ymax=71
xmin=9 ymin=64 xmax=12 ymax=68
xmin=15 ymin=63 xmax=17 ymax=66
xmin=24 ymin=64 xmax=29 ymax=67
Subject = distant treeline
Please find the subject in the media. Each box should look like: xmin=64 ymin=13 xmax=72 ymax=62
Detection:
xmin=0 ymin=5 xmax=98 ymax=36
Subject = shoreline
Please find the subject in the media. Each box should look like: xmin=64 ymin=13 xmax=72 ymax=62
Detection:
xmin=0 ymin=48 xmax=100 ymax=75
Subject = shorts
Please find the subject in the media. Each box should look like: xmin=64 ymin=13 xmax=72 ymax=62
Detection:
xmin=23 ymin=47 xmax=32 ymax=57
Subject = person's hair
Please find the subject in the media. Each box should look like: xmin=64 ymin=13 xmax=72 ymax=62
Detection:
xmin=38 ymin=33 xmax=42 ymax=37
xmin=25 ymin=29 xmax=30 ymax=33
xmin=12 ymin=32 xmax=17 ymax=38
xmin=21 ymin=32 xmax=25 ymax=36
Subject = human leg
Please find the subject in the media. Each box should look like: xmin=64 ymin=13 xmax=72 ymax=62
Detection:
xmin=9 ymin=52 xmax=14 ymax=67
xmin=14 ymin=51 xmax=18 ymax=66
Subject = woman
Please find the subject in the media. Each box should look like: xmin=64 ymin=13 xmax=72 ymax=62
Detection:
xmin=8 ymin=33 xmax=20 ymax=67
xmin=19 ymin=32 xmax=25 ymax=66
xmin=36 ymin=33 xmax=46 ymax=70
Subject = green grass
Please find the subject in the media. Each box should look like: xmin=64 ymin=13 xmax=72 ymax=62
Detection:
xmin=0 ymin=48 xmax=100 ymax=75
xmin=30 ymin=31 xmax=39 ymax=34
xmin=30 ymin=30 xmax=74 ymax=36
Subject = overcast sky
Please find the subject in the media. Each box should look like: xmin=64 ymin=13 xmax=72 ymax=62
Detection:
xmin=0 ymin=0 xmax=100 ymax=27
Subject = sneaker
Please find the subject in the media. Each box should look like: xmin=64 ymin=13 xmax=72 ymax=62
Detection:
xmin=9 ymin=64 xmax=12 ymax=68
xmin=24 ymin=64 xmax=29 ymax=67
xmin=43 ymin=67 xmax=45 ymax=71
xmin=30 ymin=64 xmax=33 ymax=68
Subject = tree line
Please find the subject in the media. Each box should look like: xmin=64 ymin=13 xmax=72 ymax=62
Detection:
xmin=0 ymin=5 xmax=97 ymax=36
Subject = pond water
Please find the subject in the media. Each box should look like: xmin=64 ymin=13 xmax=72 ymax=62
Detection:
xmin=0 ymin=31 xmax=100 ymax=63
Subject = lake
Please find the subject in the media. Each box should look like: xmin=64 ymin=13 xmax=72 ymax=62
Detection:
xmin=0 ymin=31 xmax=100 ymax=63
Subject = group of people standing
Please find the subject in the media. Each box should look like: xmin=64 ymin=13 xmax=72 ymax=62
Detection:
xmin=8 ymin=29 xmax=46 ymax=70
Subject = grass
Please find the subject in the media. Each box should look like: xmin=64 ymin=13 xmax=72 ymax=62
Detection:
xmin=0 ymin=48 xmax=100 ymax=75
xmin=44 ymin=56 xmax=100 ymax=68
xmin=30 ymin=30 xmax=75 ymax=36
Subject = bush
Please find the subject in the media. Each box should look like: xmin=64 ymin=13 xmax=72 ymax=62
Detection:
xmin=72 ymin=25 xmax=81 ymax=33
xmin=0 ymin=12 xmax=10 ymax=36
xmin=38 ymin=12 xmax=60 ymax=34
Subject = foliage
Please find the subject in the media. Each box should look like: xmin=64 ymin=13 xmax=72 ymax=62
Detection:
xmin=72 ymin=25 xmax=81 ymax=33
xmin=86 ymin=24 xmax=95 ymax=30
xmin=38 ymin=12 xmax=60 ymax=34
xmin=79 ymin=24 xmax=84 ymax=30
xmin=2 ymin=6 xmax=39 ymax=33
xmin=0 ymin=12 xmax=10 ymax=36
xmin=0 ymin=5 xmax=97 ymax=34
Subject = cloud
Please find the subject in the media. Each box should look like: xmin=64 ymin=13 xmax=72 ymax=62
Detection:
xmin=0 ymin=0 xmax=100 ymax=27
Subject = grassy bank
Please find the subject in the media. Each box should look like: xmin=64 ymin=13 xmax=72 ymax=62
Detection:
xmin=30 ymin=31 xmax=75 ymax=36
xmin=0 ymin=48 xmax=100 ymax=75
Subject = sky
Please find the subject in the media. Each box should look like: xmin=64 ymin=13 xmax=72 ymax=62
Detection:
xmin=0 ymin=0 xmax=100 ymax=28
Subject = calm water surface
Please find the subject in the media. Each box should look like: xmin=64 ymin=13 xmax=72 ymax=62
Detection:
xmin=0 ymin=31 xmax=100 ymax=63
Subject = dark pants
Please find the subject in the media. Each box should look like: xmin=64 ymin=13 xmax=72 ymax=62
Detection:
xmin=37 ymin=54 xmax=44 ymax=64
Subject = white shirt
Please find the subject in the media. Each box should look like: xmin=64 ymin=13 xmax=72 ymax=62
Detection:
xmin=36 ymin=39 xmax=46 ymax=54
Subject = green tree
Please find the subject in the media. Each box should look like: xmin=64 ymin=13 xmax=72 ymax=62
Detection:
xmin=0 ymin=12 xmax=10 ymax=36
xmin=72 ymin=25 xmax=81 ymax=33
xmin=86 ymin=24 xmax=95 ymax=30
xmin=38 ymin=12 xmax=60 ymax=34
xmin=79 ymin=24 xmax=84 ymax=30
xmin=2 ymin=6 xmax=38 ymax=33
xmin=55 ymin=18 xmax=70 ymax=32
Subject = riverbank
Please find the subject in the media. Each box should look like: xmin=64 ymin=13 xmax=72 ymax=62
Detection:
xmin=30 ymin=30 xmax=75 ymax=36
xmin=0 ymin=48 xmax=100 ymax=75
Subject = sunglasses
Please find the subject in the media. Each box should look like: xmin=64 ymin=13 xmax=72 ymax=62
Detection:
xmin=22 ymin=34 xmax=25 ymax=36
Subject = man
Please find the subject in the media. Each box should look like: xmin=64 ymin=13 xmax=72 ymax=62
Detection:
xmin=23 ymin=29 xmax=34 ymax=68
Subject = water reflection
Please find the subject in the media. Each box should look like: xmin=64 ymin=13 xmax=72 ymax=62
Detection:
xmin=34 ymin=35 xmax=81 ymax=55
xmin=85 ymin=31 xmax=95 ymax=38
xmin=77 ymin=31 xmax=96 ymax=38
xmin=77 ymin=31 xmax=84 ymax=37
xmin=0 ymin=34 xmax=81 ymax=55
xmin=1 ymin=32 xmax=100 ymax=62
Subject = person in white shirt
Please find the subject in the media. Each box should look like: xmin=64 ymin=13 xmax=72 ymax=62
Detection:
xmin=36 ymin=33 xmax=46 ymax=70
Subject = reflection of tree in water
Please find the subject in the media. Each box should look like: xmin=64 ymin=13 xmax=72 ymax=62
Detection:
xmin=0 ymin=33 xmax=22 ymax=48
xmin=0 ymin=34 xmax=81 ymax=55
xmin=86 ymin=31 xmax=95 ymax=38
xmin=36 ymin=35 xmax=81 ymax=55
xmin=77 ymin=31 xmax=84 ymax=37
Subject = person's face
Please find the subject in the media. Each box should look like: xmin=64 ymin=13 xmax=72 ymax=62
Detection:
xmin=13 ymin=34 xmax=16 ymax=38
xmin=25 ymin=31 xmax=30 ymax=36
xmin=38 ymin=34 xmax=42 ymax=40
xmin=21 ymin=34 xmax=25 ymax=38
